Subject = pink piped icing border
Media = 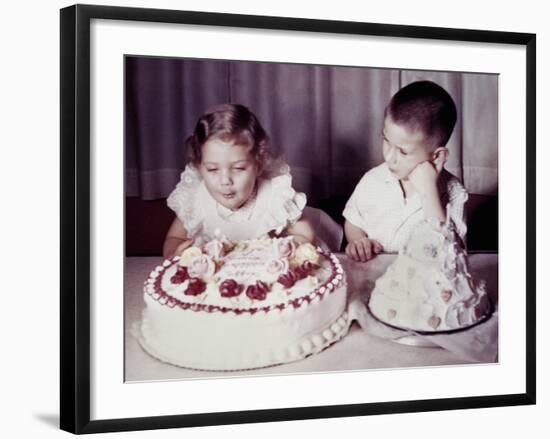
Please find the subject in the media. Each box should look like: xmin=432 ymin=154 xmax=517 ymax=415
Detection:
xmin=143 ymin=249 xmax=345 ymax=315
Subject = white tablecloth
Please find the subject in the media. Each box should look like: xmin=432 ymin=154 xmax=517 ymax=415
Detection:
xmin=124 ymin=253 xmax=498 ymax=382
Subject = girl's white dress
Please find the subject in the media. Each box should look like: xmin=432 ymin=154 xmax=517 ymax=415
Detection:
xmin=167 ymin=163 xmax=307 ymax=244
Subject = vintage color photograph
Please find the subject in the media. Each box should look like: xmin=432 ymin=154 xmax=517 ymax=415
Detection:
xmin=123 ymin=56 xmax=498 ymax=381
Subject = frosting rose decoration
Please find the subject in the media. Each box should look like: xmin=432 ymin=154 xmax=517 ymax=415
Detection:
xmin=276 ymin=238 xmax=296 ymax=259
xmin=294 ymin=242 xmax=320 ymax=265
xmin=204 ymin=239 xmax=225 ymax=260
xmin=178 ymin=246 xmax=203 ymax=266
xmin=187 ymin=254 xmax=216 ymax=279
xmin=265 ymin=258 xmax=289 ymax=277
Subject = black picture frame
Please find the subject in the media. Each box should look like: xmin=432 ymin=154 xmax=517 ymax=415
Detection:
xmin=60 ymin=4 xmax=536 ymax=434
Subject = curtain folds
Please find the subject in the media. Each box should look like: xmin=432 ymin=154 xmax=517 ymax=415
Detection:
xmin=125 ymin=56 xmax=498 ymax=201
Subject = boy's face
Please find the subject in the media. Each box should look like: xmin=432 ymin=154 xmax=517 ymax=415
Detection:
xmin=382 ymin=116 xmax=433 ymax=181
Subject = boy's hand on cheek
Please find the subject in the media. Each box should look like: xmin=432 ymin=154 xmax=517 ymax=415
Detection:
xmin=407 ymin=161 xmax=439 ymax=198
xmin=345 ymin=237 xmax=383 ymax=262
xmin=408 ymin=160 xmax=447 ymax=223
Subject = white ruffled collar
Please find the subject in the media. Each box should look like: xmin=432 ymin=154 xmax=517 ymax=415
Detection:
xmin=167 ymin=162 xmax=307 ymax=241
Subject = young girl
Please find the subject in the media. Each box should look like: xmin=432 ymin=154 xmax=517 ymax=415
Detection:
xmin=163 ymin=104 xmax=315 ymax=259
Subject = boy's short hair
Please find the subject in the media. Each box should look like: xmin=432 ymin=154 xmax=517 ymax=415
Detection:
xmin=385 ymin=80 xmax=457 ymax=148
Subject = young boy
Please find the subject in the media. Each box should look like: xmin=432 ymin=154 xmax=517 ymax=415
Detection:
xmin=343 ymin=80 xmax=468 ymax=262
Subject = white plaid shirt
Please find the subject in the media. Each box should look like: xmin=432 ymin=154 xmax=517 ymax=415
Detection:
xmin=343 ymin=163 xmax=468 ymax=253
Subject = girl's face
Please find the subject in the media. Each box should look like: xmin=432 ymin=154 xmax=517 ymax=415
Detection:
xmin=382 ymin=116 xmax=432 ymax=181
xmin=199 ymin=137 xmax=259 ymax=211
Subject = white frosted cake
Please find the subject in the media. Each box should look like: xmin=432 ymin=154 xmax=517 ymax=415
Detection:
xmin=139 ymin=237 xmax=349 ymax=370
xmin=368 ymin=220 xmax=491 ymax=332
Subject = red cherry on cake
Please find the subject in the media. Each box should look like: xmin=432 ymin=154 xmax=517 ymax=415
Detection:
xmin=170 ymin=266 xmax=189 ymax=284
xmin=277 ymin=271 xmax=297 ymax=288
xmin=219 ymin=279 xmax=244 ymax=298
xmin=184 ymin=278 xmax=207 ymax=296
xmin=246 ymin=281 xmax=270 ymax=301
xmin=294 ymin=261 xmax=318 ymax=279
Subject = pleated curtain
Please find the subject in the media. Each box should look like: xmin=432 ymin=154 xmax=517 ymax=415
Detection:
xmin=125 ymin=56 xmax=498 ymax=203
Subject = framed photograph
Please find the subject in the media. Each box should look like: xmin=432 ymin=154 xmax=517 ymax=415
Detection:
xmin=60 ymin=4 xmax=536 ymax=434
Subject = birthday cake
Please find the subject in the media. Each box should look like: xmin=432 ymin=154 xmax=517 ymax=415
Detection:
xmin=368 ymin=220 xmax=491 ymax=332
xmin=138 ymin=237 xmax=349 ymax=370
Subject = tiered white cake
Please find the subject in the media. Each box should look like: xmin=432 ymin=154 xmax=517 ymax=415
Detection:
xmin=139 ymin=237 xmax=349 ymax=370
xmin=368 ymin=220 xmax=491 ymax=332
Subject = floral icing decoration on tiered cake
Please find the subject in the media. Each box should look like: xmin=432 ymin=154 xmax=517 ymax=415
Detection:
xmin=368 ymin=219 xmax=491 ymax=332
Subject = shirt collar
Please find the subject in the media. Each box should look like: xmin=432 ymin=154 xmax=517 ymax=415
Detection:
xmin=382 ymin=162 xmax=397 ymax=184
xmin=381 ymin=162 xmax=448 ymax=196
